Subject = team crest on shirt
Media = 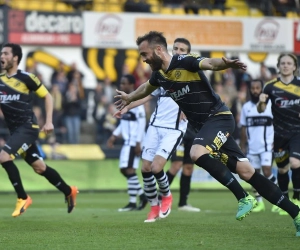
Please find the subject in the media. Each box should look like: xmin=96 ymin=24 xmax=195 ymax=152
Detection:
xmin=175 ymin=71 xmax=181 ymax=79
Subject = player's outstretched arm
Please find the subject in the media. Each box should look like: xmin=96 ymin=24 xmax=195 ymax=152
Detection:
xmin=41 ymin=93 xmax=54 ymax=135
xmin=257 ymin=93 xmax=268 ymax=113
xmin=114 ymin=95 xmax=153 ymax=118
xmin=114 ymin=81 xmax=157 ymax=111
xmin=200 ymin=57 xmax=247 ymax=71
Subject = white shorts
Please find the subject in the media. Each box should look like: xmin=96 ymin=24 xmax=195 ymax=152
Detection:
xmin=119 ymin=145 xmax=140 ymax=169
xmin=142 ymin=126 xmax=183 ymax=162
xmin=247 ymin=151 xmax=273 ymax=169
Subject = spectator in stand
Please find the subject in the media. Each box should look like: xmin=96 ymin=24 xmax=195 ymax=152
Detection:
xmin=213 ymin=0 xmax=226 ymax=12
xmin=124 ymin=0 xmax=151 ymax=13
xmin=63 ymin=83 xmax=82 ymax=144
xmin=50 ymin=84 xmax=67 ymax=144
xmin=272 ymin=0 xmax=297 ymax=16
xmin=52 ymin=71 xmax=68 ymax=95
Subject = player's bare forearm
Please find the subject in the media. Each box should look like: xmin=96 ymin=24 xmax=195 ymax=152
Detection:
xmin=257 ymin=101 xmax=266 ymax=113
xmin=200 ymin=57 xmax=247 ymax=71
xmin=257 ymin=93 xmax=268 ymax=113
xmin=128 ymin=95 xmax=153 ymax=110
xmin=44 ymin=93 xmax=53 ymax=123
xmin=128 ymin=82 xmax=157 ymax=103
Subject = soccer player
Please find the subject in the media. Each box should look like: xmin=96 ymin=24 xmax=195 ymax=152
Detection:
xmin=240 ymin=79 xmax=278 ymax=212
xmin=0 ymin=43 xmax=78 ymax=217
xmin=257 ymin=53 xmax=300 ymax=216
xmin=116 ymin=85 xmax=187 ymax=222
xmin=115 ymin=31 xmax=300 ymax=236
xmin=167 ymin=38 xmax=200 ymax=212
xmin=107 ymin=74 xmax=147 ymax=212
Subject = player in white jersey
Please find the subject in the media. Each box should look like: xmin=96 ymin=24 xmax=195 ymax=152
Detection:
xmin=240 ymin=79 xmax=278 ymax=212
xmin=115 ymin=85 xmax=187 ymax=222
xmin=107 ymin=74 xmax=147 ymax=212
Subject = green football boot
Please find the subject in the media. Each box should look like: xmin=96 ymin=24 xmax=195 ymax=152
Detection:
xmin=236 ymin=194 xmax=258 ymax=221
xmin=252 ymin=201 xmax=265 ymax=212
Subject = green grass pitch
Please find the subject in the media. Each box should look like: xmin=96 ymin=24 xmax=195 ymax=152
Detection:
xmin=0 ymin=191 xmax=299 ymax=250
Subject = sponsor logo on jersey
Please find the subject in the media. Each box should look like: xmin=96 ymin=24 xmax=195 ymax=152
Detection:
xmin=275 ymin=97 xmax=300 ymax=108
xmin=168 ymin=85 xmax=190 ymax=101
xmin=213 ymin=131 xmax=229 ymax=150
xmin=0 ymin=92 xmax=20 ymax=103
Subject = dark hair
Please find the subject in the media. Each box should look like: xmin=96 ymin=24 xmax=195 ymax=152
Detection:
xmin=173 ymin=38 xmax=191 ymax=53
xmin=3 ymin=43 xmax=23 ymax=65
xmin=136 ymin=31 xmax=167 ymax=50
xmin=250 ymin=79 xmax=264 ymax=88
xmin=123 ymin=74 xmax=136 ymax=85
xmin=277 ymin=53 xmax=298 ymax=74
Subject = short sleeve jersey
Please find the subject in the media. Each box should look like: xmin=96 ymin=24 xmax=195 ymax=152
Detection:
xmin=263 ymin=76 xmax=300 ymax=135
xmin=148 ymin=54 xmax=227 ymax=131
xmin=149 ymin=87 xmax=187 ymax=133
xmin=0 ymin=70 xmax=48 ymax=131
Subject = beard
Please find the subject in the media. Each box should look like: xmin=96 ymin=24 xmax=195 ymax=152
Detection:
xmin=148 ymin=52 xmax=163 ymax=71
xmin=3 ymin=60 xmax=13 ymax=71
xmin=250 ymin=92 xmax=260 ymax=104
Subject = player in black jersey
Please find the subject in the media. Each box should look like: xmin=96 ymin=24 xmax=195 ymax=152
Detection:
xmin=115 ymin=31 xmax=300 ymax=236
xmin=168 ymin=38 xmax=200 ymax=212
xmin=0 ymin=43 xmax=78 ymax=217
xmin=258 ymin=53 xmax=300 ymax=216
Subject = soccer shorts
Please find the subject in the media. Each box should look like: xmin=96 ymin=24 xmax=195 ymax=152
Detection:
xmin=247 ymin=151 xmax=273 ymax=169
xmin=193 ymin=114 xmax=247 ymax=173
xmin=171 ymin=135 xmax=194 ymax=165
xmin=2 ymin=123 xmax=42 ymax=164
xmin=119 ymin=145 xmax=140 ymax=169
xmin=274 ymin=133 xmax=300 ymax=168
xmin=142 ymin=125 xmax=183 ymax=162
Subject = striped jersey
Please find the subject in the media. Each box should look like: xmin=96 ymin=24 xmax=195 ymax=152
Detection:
xmin=263 ymin=76 xmax=300 ymax=135
xmin=0 ymin=70 xmax=49 ymax=132
xmin=113 ymin=105 xmax=146 ymax=146
xmin=149 ymin=87 xmax=187 ymax=133
xmin=240 ymin=100 xmax=274 ymax=154
xmin=148 ymin=54 xmax=229 ymax=132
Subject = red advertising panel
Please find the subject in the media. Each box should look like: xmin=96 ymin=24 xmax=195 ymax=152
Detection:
xmin=8 ymin=10 xmax=83 ymax=46
xmin=294 ymin=21 xmax=300 ymax=54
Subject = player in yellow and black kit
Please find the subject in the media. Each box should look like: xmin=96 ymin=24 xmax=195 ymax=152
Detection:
xmin=0 ymin=43 xmax=78 ymax=217
xmin=258 ymin=53 xmax=300 ymax=216
xmin=115 ymin=31 xmax=300 ymax=236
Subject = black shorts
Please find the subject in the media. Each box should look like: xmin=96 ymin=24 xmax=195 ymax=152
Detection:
xmin=274 ymin=133 xmax=300 ymax=168
xmin=3 ymin=123 xmax=41 ymax=164
xmin=193 ymin=114 xmax=247 ymax=173
xmin=171 ymin=135 xmax=194 ymax=165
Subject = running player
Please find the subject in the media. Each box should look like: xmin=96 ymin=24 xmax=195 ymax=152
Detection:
xmin=115 ymin=31 xmax=300 ymax=236
xmin=0 ymin=43 xmax=78 ymax=217
xmin=257 ymin=53 xmax=300 ymax=216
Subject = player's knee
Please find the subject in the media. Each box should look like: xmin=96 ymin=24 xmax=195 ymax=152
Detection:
xmin=236 ymin=161 xmax=255 ymax=181
xmin=0 ymin=151 xmax=12 ymax=164
xmin=31 ymin=160 xmax=46 ymax=174
xmin=290 ymin=157 xmax=300 ymax=169
xmin=151 ymin=162 xmax=163 ymax=174
xmin=190 ymin=145 xmax=208 ymax=162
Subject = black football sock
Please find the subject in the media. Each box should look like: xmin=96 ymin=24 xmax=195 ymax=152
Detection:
xmin=291 ymin=168 xmax=300 ymax=200
xmin=178 ymin=173 xmax=191 ymax=206
xmin=277 ymin=172 xmax=290 ymax=198
xmin=2 ymin=161 xmax=27 ymax=199
xmin=166 ymin=170 xmax=175 ymax=186
xmin=248 ymin=171 xmax=299 ymax=218
xmin=195 ymin=154 xmax=247 ymax=201
xmin=41 ymin=166 xmax=71 ymax=196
